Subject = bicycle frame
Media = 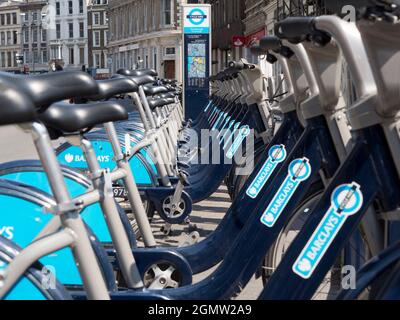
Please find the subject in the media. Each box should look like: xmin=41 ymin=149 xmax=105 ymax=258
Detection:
xmin=0 ymin=122 xmax=110 ymax=300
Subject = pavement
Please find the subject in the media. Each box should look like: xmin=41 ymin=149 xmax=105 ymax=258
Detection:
xmin=0 ymin=125 xmax=264 ymax=300
xmin=149 ymin=185 xmax=264 ymax=300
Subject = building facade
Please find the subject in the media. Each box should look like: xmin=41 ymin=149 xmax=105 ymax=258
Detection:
xmin=87 ymin=0 xmax=109 ymax=78
xmin=207 ymin=0 xmax=246 ymax=75
xmin=0 ymin=0 xmax=22 ymax=72
xmin=108 ymin=0 xmax=184 ymax=80
xmin=20 ymin=0 xmax=49 ymax=73
xmin=47 ymin=0 xmax=88 ymax=70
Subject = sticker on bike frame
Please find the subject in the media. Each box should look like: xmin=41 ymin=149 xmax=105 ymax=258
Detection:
xmin=223 ymin=122 xmax=240 ymax=149
xmin=212 ymin=111 xmax=225 ymax=130
xmin=217 ymin=116 xmax=232 ymax=139
xmin=246 ymin=145 xmax=287 ymax=199
xmin=292 ymin=182 xmax=363 ymax=279
xmin=226 ymin=125 xmax=251 ymax=159
xmin=261 ymin=158 xmax=312 ymax=228
xmin=204 ymin=101 xmax=213 ymax=112
xmin=219 ymin=119 xmax=235 ymax=145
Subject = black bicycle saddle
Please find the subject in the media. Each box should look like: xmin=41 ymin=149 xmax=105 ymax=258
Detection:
xmin=39 ymin=101 xmax=128 ymax=136
xmin=0 ymin=72 xmax=99 ymax=110
xmin=116 ymin=70 xmax=156 ymax=87
xmin=0 ymin=72 xmax=36 ymax=125
xmin=143 ymin=85 xmax=169 ymax=96
xmin=88 ymin=77 xmax=138 ymax=100
xmin=148 ymin=98 xmax=174 ymax=111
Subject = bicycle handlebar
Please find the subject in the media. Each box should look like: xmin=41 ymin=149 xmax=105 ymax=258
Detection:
xmin=228 ymin=61 xmax=256 ymax=71
xmin=276 ymin=17 xmax=332 ymax=46
xmin=274 ymin=17 xmax=315 ymax=40
xmin=228 ymin=61 xmax=245 ymax=70
xmin=259 ymin=36 xmax=281 ymax=51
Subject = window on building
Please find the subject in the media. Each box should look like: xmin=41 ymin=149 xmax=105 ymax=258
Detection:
xmin=33 ymin=51 xmax=39 ymax=63
xmin=51 ymin=47 xmax=58 ymax=60
xmin=13 ymin=31 xmax=17 ymax=45
xmin=93 ymin=12 xmax=100 ymax=25
xmin=42 ymin=50 xmax=48 ymax=64
xmin=94 ymin=53 xmax=101 ymax=68
xmin=0 ymin=14 xmax=4 ymax=26
xmin=79 ymin=47 xmax=85 ymax=64
xmin=69 ymin=1 xmax=73 ymax=15
xmin=79 ymin=22 xmax=84 ymax=38
xmin=6 ymin=13 xmax=11 ymax=25
xmin=6 ymin=31 xmax=11 ymax=45
xmin=56 ymin=23 xmax=61 ymax=39
xmin=69 ymin=23 xmax=74 ymax=38
xmin=32 ymin=28 xmax=38 ymax=43
xmin=42 ymin=29 xmax=47 ymax=42
xmin=165 ymin=47 xmax=175 ymax=55
xmin=93 ymin=31 xmax=100 ymax=47
xmin=23 ymin=29 xmax=29 ymax=44
xmin=1 ymin=32 xmax=5 ymax=46
xmin=163 ymin=0 xmax=172 ymax=25
xmin=7 ymin=52 xmax=12 ymax=67
xmin=32 ymin=11 xmax=38 ymax=21
xmin=1 ymin=52 xmax=5 ymax=68
xmin=12 ymin=13 xmax=17 ymax=25
xmin=79 ymin=0 xmax=84 ymax=14
xmin=56 ymin=2 xmax=60 ymax=15
xmin=69 ymin=48 xmax=75 ymax=65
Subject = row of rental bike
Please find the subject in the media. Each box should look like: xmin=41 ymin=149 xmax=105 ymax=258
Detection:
xmin=1 ymin=0 xmax=400 ymax=300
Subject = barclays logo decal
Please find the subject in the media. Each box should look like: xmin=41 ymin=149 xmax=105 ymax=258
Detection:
xmin=63 ymin=153 xmax=111 ymax=164
xmin=0 ymin=226 xmax=14 ymax=240
xmin=64 ymin=153 xmax=74 ymax=164
xmin=247 ymin=145 xmax=287 ymax=199
xmin=293 ymin=182 xmax=363 ymax=279
xmin=260 ymin=158 xmax=312 ymax=228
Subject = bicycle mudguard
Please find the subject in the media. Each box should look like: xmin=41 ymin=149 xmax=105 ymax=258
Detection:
xmin=56 ymin=136 xmax=158 ymax=186
xmin=0 ymin=181 xmax=117 ymax=290
xmin=0 ymin=164 xmax=137 ymax=247
xmin=175 ymin=111 xmax=304 ymax=274
xmin=0 ymin=237 xmax=72 ymax=300
xmin=107 ymin=247 xmax=193 ymax=287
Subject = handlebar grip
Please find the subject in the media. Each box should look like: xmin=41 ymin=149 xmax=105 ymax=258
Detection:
xmin=228 ymin=61 xmax=245 ymax=70
xmin=259 ymin=36 xmax=281 ymax=51
xmin=274 ymin=17 xmax=315 ymax=40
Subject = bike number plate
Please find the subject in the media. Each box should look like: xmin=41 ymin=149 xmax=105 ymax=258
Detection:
xmin=113 ymin=187 xmax=128 ymax=198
